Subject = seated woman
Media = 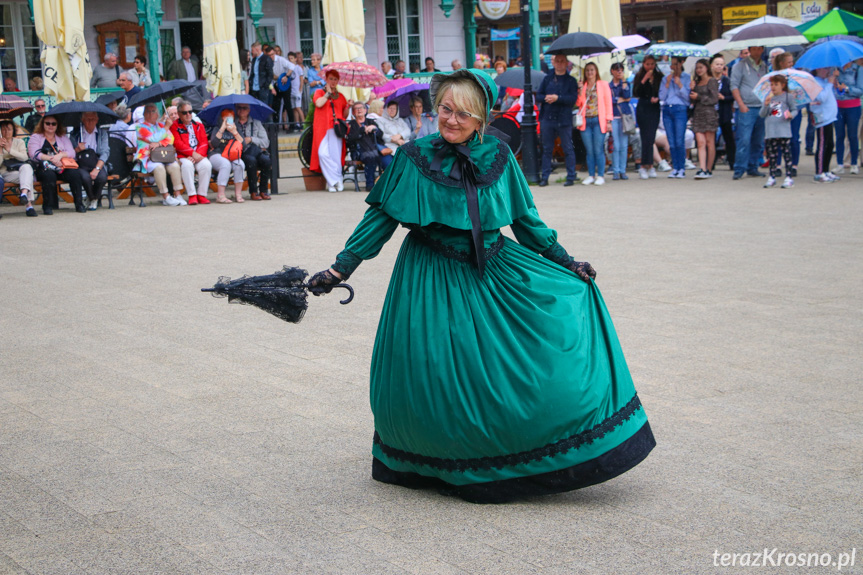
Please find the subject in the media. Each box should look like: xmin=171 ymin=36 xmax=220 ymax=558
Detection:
xmin=206 ymin=110 xmax=246 ymax=203
xmin=0 ymin=120 xmax=37 ymax=217
xmin=171 ymin=99 xmax=212 ymax=204
xmin=405 ymin=96 xmax=437 ymax=141
xmin=135 ymin=103 xmax=186 ymax=206
xmin=27 ymin=115 xmax=86 ymax=214
xmin=346 ymin=101 xmax=391 ymax=191
xmin=70 ymin=111 xmax=110 ymax=211
xmin=376 ymin=100 xmax=411 ymax=154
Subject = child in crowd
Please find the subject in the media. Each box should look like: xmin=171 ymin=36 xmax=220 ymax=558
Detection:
xmin=759 ymin=75 xmax=798 ymax=188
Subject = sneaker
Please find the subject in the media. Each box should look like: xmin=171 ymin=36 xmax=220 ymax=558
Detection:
xmin=826 ymin=172 xmax=841 ymax=182
xmin=675 ymin=170 xmax=686 ymax=178
xmin=851 ymin=165 xmax=859 ymax=175
xmin=805 ymin=149 xmax=814 ymax=156
xmin=594 ymin=176 xmax=605 ymax=186
xmin=88 ymin=199 xmax=98 ymax=210
xmin=668 ymin=169 xmax=678 ymax=178
xmin=197 ymin=195 xmax=211 ymax=204
xmin=813 ymin=173 xmax=831 ymax=183
xmin=620 ymin=173 xmax=629 ymax=180
xmin=764 ymin=176 xmax=776 ymax=188
xmin=658 ymin=159 xmax=672 ymax=172
xmin=685 ymin=159 xmax=697 ymax=170
xmin=19 ymin=193 xmax=28 ymax=205
xmin=648 ymin=167 xmax=657 ymax=178
xmin=563 ymin=180 xmax=575 ymax=187
xmin=789 ymin=167 xmax=798 ymax=177
xmin=832 ymin=166 xmax=845 ymax=175
xmin=176 ymin=194 xmax=188 ymax=205
xmin=781 ymin=177 xmax=794 ymax=188
xmin=327 ymin=185 xmax=337 ymax=192
xmin=25 ymin=207 xmax=37 ymax=217
xmin=638 ymin=167 xmax=649 ymax=180
xmin=582 ymin=176 xmax=595 ymax=185
xmin=187 ymin=195 xmax=199 ymax=205
xmin=163 ymin=195 xmax=182 ymax=206
xmin=705 ymin=171 xmax=713 ymax=178
xmin=336 ymin=181 xmax=344 ymax=192
xmin=694 ymin=170 xmax=708 ymax=179
xmin=760 ymin=159 xmax=769 ymax=168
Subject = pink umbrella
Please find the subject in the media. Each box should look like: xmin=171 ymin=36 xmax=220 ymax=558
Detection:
xmin=373 ymin=78 xmax=416 ymax=99
xmin=322 ymin=61 xmax=388 ymax=88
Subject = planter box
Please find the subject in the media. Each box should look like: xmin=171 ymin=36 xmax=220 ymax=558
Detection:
xmin=302 ymin=168 xmax=327 ymax=191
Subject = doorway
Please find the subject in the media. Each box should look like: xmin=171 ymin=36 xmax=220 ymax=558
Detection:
xmin=685 ymin=18 xmax=712 ymax=45
xmin=178 ymin=21 xmax=245 ymax=66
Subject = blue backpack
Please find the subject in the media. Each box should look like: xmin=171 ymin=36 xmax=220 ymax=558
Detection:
xmin=276 ymin=72 xmax=291 ymax=93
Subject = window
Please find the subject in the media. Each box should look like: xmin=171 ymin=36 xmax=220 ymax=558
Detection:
xmin=296 ymin=0 xmax=326 ymax=65
xmin=385 ymin=0 xmax=422 ymax=71
xmin=178 ymin=0 xmax=244 ymax=19
xmin=0 ymin=2 xmax=41 ymax=92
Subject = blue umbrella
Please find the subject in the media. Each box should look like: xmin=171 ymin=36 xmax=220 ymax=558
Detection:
xmin=796 ymin=40 xmax=863 ymax=70
xmin=646 ymin=42 xmax=710 ymax=58
xmin=197 ymin=94 xmax=275 ymax=125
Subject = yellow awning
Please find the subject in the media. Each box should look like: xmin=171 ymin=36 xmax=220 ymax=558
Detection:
xmin=202 ymin=0 xmax=243 ymax=96
xmin=33 ymin=0 xmax=92 ymax=102
xmin=568 ymin=0 xmax=624 ymax=81
xmin=322 ymin=0 xmax=369 ymax=102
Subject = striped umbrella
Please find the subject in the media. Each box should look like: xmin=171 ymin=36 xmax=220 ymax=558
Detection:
xmin=0 ymin=94 xmax=33 ymax=120
xmin=322 ymin=61 xmax=387 ymax=89
xmin=797 ymin=8 xmax=863 ymax=42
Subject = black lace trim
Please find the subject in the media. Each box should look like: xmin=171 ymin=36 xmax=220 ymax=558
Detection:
xmin=406 ymin=228 xmax=504 ymax=264
xmin=401 ymin=138 xmax=510 ymax=188
xmin=332 ymin=250 xmax=362 ymax=279
xmin=540 ymin=242 xmax=574 ymax=267
xmin=374 ymin=394 xmax=643 ymax=472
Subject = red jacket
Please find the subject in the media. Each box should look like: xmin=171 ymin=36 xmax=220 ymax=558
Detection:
xmin=170 ymin=121 xmax=209 ymax=158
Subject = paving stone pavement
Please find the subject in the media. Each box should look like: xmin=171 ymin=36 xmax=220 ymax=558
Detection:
xmin=1 ymin=158 xmax=861 ymax=574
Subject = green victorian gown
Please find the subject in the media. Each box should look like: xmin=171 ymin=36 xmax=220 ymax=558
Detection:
xmin=328 ymin=132 xmax=655 ymax=503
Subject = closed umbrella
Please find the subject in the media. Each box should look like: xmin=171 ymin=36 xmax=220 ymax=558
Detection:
xmin=33 ymin=0 xmax=92 ymax=102
xmin=797 ymin=8 xmax=863 ymax=42
xmin=322 ymin=0 xmax=370 ymax=102
xmin=725 ymin=23 xmax=810 ymax=50
xmin=201 ymin=0 xmax=242 ymax=96
xmin=795 ymin=40 xmax=863 ymax=71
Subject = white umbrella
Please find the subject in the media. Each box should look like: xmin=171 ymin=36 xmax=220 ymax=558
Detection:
xmin=721 ymin=16 xmax=801 ymax=40
xmin=684 ymin=38 xmax=737 ymax=75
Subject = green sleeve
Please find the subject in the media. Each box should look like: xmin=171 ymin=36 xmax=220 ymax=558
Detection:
xmin=332 ymin=206 xmax=400 ymax=278
xmin=510 ymin=207 xmax=559 ymax=253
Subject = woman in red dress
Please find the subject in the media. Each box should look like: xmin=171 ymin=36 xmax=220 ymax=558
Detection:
xmin=311 ymin=69 xmax=348 ymax=192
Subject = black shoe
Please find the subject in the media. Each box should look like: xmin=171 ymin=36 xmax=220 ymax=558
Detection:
xmin=25 ymin=207 xmax=37 ymax=217
xmin=538 ymin=179 xmax=548 ymax=187
xmin=805 ymin=149 xmax=814 ymax=156
xmin=76 ymin=205 xmax=87 ymax=213
xmin=563 ymin=180 xmax=574 ymax=187
xmin=789 ymin=167 xmax=798 ymax=177
xmin=747 ymin=170 xmax=766 ymax=177
xmin=43 ymin=206 xmax=53 ymax=215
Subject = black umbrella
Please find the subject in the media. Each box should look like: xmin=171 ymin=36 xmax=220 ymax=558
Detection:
xmin=127 ymin=79 xmax=195 ymax=108
xmin=201 ymin=266 xmax=354 ymax=324
xmin=95 ymin=91 xmax=126 ymax=107
xmin=546 ymin=32 xmax=616 ymax=56
xmin=494 ymin=68 xmax=547 ymax=90
xmin=45 ymin=101 xmax=119 ymax=127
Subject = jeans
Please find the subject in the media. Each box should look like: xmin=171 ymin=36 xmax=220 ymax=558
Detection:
xmin=540 ymin=121 xmax=576 ymax=182
xmin=733 ymin=107 xmax=765 ymax=174
xmin=662 ymin=105 xmax=688 ymax=171
xmin=611 ymin=118 xmax=629 ymax=175
xmin=835 ymin=105 xmax=861 ymax=165
xmin=581 ymin=117 xmax=605 ymax=177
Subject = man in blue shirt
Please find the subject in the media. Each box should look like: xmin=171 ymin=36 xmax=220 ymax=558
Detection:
xmin=248 ymin=42 xmax=274 ymax=108
xmin=537 ymin=55 xmax=579 ymax=186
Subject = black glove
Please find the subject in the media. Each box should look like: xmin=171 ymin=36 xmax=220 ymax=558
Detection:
xmin=307 ymin=269 xmax=342 ymax=296
xmin=566 ymin=260 xmax=596 ymax=283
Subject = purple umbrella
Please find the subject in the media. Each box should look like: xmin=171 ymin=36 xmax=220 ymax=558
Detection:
xmin=372 ymin=78 xmax=416 ymax=98
xmin=385 ymin=83 xmax=431 ymax=118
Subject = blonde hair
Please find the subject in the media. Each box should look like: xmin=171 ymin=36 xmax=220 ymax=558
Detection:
xmin=433 ymin=75 xmax=488 ymax=137
xmin=368 ymin=99 xmax=384 ymax=116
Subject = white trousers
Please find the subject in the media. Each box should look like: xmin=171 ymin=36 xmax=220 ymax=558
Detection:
xmin=3 ymin=164 xmax=35 ymax=200
xmin=179 ymin=157 xmax=213 ymax=197
xmin=317 ymin=128 xmax=343 ymax=187
xmin=209 ymin=154 xmax=245 ymax=187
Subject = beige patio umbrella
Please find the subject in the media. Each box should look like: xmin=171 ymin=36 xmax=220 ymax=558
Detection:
xmin=201 ymin=0 xmax=243 ymax=96
xmin=568 ymin=0 xmax=623 ymax=81
xmin=33 ymin=0 xmax=92 ymax=102
xmin=321 ymin=0 xmax=369 ymax=102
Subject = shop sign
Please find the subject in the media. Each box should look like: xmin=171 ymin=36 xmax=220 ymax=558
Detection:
xmin=722 ymin=5 xmax=767 ymax=26
xmin=478 ymin=0 xmax=511 ymax=20
xmin=540 ymin=25 xmax=556 ymax=38
xmin=776 ymin=0 xmax=829 ymax=23
xmin=491 ymin=28 xmax=520 ymax=41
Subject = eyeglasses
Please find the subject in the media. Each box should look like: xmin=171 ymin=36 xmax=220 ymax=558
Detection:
xmin=437 ymin=104 xmax=479 ymax=124
xmin=43 ymin=122 xmax=57 ymax=126
xmin=179 ymin=110 xmax=193 ymax=115
xmin=35 ymin=105 xmax=45 ymax=109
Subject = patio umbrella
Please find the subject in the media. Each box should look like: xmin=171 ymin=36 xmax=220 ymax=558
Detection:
xmin=201 ymin=266 xmax=354 ymax=324
xmin=722 ymin=16 xmax=801 ymax=40
xmin=197 ymin=94 xmax=274 ymax=125
xmin=797 ymin=8 xmax=863 ymax=42
xmin=201 ymin=0 xmax=242 ymax=96
xmin=33 ymin=0 xmax=92 ymax=102
xmin=385 ymin=83 xmax=431 ymax=118
xmin=95 ymin=91 xmax=125 ymax=107
xmin=646 ymin=42 xmax=710 ymax=59
xmin=725 ymin=23 xmax=810 ymax=50
xmin=46 ymin=101 xmax=119 ymax=127
xmin=494 ymin=68 xmax=546 ymax=90
xmin=546 ymin=32 xmax=616 ymax=56
xmin=795 ymin=40 xmax=863 ymax=71
xmin=0 ymin=95 xmax=33 ymax=120
xmin=322 ymin=0 xmax=371 ymax=102
xmin=127 ymin=80 xmax=195 ymax=109
xmin=569 ymin=0 xmax=622 ymax=81
xmin=373 ymin=78 xmax=415 ymax=99
xmin=322 ymin=62 xmax=387 ymax=90
xmin=753 ymin=69 xmax=822 ymax=108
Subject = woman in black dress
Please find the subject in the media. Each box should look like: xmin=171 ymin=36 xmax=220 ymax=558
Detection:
xmin=633 ymin=55 xmax=664 ymax=179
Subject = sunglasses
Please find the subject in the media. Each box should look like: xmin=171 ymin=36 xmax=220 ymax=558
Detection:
xmin=179 ymin=110 xmax=193 ymax=115
xmin=35 ymin=105 xmax=46 ymax=109
xmin=43 ymin=122 xmax=57 ymax=126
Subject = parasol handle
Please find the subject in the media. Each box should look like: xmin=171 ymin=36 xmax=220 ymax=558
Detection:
xmin=330 ymin=283 xmax=355 ymax=305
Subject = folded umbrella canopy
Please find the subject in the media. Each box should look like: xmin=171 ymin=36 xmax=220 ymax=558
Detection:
xmin=754 ymin=69 xmax=822 ymax=108
xmin=725 ymin=23 xmax=810 ymax=50
xmin=797 ymin=8 xmax=863 ymax=42
xmin=201 ymin=0 xmax=242 ymax=96
xmin=127 ymin=80 xmax=196 ymax=109
xmin=795 ymin=40 xmax=863 ymax=71
xmin=322 ymin=0 xmax=372 ymax=102
xmin=33 ymin=0 xmax=92 ymax=102
xmin=546 ymin=32 xmax=617 ymax=56
xmin=46 ymin=101 xmax=119 ymax=127
xmin=197 ymin=94 xmax=275 ymax=125
xmin=0 ymin=95 xmax=33 ymax=121
xmin=646 ymin=42 xmax=710 ymax=58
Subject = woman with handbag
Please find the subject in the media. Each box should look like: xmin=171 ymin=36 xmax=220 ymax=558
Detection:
xmin=27 ymin=115 xmax=86 ymax=214
xmin=311 ymin=69 xmax=348 ymax=192
xmin=609 ymin=63 xmax=634 ymax=180
xmin=633 ymin=55 xmax=664 ymax=179
xmin=207 ymin=110 xmax=246 ymax=203
xmin=135 ymin=104 xmax=185 ymax=206
xmin=70 ymin=111 xmax=110 ymax=210
xmin=576 ymin=62 xmax=614 ymax=185
xmin=0 ymin=120 xmax=37 ymax=217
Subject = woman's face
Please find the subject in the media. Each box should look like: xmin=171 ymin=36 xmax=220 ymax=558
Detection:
xmin=353 ymin=105 xmax=366 ymax=122
xmin=144 ymin=107 xmax=159 ymax=124
xmin=711 ymin=58 xmax=725 ymax=76
xmin=585 ymin=65 xmax=597 ymax=82
xmin=815 ymin=67 xmax=829 ymax=79
xmin=1 ymin=123 xmax=13 ymax=140
xmin=437 ymin=91 xmax=481 ymax=144
xmin=779 ymin=54 xmax=794 ymax=70
xmin=695 ymin=62 xmax=707 ymax=78
xmin=410 ymin=100 xmax=423 ymax=117
xmin=642 ymin=59 xmax=655 ymax=72
xmin=386 ymin=103 xmax=399 ymax=119
xmin=326 ymin=74 xmax=339 ymax=89
xmin=42 ymin=116 xmax=58 ymax=135
xmin=671 ymin=58 xmax=683 ymax=74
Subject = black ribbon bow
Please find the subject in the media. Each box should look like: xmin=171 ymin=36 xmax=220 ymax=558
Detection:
xmin=429 ymin=137 xmax=486 ymax=278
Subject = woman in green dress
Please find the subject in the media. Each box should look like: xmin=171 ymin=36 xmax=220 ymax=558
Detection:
xmin=308 ymin=69 xmax=655 ymax=503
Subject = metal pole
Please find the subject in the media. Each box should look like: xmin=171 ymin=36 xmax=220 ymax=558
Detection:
xmin=268 ymin=122 xmax=280 ymax=194
xmin=520 ymin=0 xmax=539 ymax=184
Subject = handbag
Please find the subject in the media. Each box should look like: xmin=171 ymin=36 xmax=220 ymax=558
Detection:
xmin=150 ymin=145 xmax=176 ymax=163
xmin=621 ymin=113 xmax=636 ymax=135
xmin=331 ymin=100 xmax=348 ymax=139
xmin=222 ymin=139 xmax=243 ymax=161
xmin=3 ymin=159 xmax=24 ymax=171
xmin=60 ymin=157 xmax=79 ymax=169
xmin=76 ymin=148 xmax=99 ymax=171
xmin=572 ymin=109 xmax=583 ymax=128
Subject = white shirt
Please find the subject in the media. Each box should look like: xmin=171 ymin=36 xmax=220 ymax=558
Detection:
xmin=289 ymin=63 xmax=304 ymax=97
xmin=272 ymin=55 xmax=290 ymax=79
xmin=183 ymin=60 xmax=196 ymax=82
xmin=80 ymin=125 xmax=98 ymax=150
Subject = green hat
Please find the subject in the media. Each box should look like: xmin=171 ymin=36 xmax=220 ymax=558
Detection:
xmin=429 ymin=68 xmax=499 ymax=118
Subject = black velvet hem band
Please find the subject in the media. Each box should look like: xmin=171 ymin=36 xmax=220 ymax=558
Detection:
xmin=372 ymin=421 xmax=656 ymax=504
